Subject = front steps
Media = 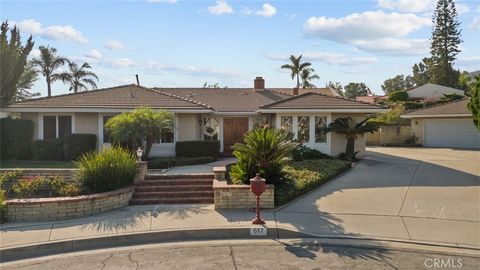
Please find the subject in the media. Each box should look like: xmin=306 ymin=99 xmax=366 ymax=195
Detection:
xmin=130 ymin=174 xmax=214 ymax=205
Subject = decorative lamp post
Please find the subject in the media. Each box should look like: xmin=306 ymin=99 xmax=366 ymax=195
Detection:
xmin=136 ymin=147 xmax=143 ymax=161
xmin=250 ymin=173 xmax=266 ymax=225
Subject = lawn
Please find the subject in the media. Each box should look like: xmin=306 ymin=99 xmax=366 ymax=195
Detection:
xmin=275 ymin=159 xmax=351 ymax=206
xmin=0 ymin=160 xmax=75 ymax=169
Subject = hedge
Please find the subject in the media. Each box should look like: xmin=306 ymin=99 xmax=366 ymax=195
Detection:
xmin=175 ymin=141 xmax=220 ymax=158
xmin=63 ymin=134 xmax=97 ymax=160
xmin=388 ymin=91 xmax=409 ymax=102
xmin=0 ymin=118 xmax=34 ymax=160
xmin=32 ymin=139 xmax=64 ymax=161
xmin=148 ymin=156 xmax=216 ymax=169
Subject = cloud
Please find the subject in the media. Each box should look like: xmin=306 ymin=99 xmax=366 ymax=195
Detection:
xmin=255 ymin=3 xmax=277 ymax=17
xmin=469 ymin=17 xmax=480 ymax=30
xmin=104 ymin=40 xmax=127 ymax=50
xmin=101 ymin=58 xmax=136 ymax=68
xmin=13 ymin=19 xmax=88 ymax=44
xmin=377 ymin=0 xmax=436 ymax=13
xmin=207 ymin=0 xmax=233 ymax=15
xmin=30 ymin=48 xmax=41 ymax=58
xmin=303 ymin=11 xmax=431 ymax=55
xmin=84 ymin=49 xmax=102 ymax=59
xmin=146 ymin=0 xmax=177 ymax=3
xmin=266 ymin=51 xmax=378 ymax=66
xmin=143 ymin=61 xmax=240 ymax=77
xmin=456 ymin=3 xmax=470 ymax=15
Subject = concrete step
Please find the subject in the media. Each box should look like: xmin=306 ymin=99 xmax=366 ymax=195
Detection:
xmin=133 ymin=191 xmax=214 ymax=199
xmin=130 ymin=197 xmax=214 ymax=205
xmin=135 ymin=185 xmax=213 ymax=192
xmin=137 ymin=179 xmax=213 ymax=186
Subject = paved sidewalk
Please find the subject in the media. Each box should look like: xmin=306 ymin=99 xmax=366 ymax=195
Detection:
xmin=158 ymin=157 xmax=236 ymax=174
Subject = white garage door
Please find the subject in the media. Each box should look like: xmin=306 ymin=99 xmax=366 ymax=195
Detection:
xmin=424 ymin=118 xmax=480 ymax=149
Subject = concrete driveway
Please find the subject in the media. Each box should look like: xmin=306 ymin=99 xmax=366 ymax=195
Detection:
xmin=277 ymin=147 xmax=480 ymax=247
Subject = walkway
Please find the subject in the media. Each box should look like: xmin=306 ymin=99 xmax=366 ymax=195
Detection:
xmin=157 ymin=157 xmax=236 ymax=175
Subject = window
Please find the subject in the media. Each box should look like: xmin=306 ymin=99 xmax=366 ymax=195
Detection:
xmin=158 ymin=119 xmax=174 ymax=143
xmin=297 ymin=116 xmax=310 ymax=143
xmin=43 ymin=116 xmax=56 ymax=140
xmin=280 ymin=116 xmax=293 ymax=133
xmin=203 ymin=117 xmax=219 ymax=141
xmin=315 ymin=116 xmax=327 ymax=143
xmin=58 ymin=116 xmax=72 ymax=138
xmin=103 ymin=115 xmax=114 ymax=143
xmin=252 ymin=116 xmax=270 ymax=129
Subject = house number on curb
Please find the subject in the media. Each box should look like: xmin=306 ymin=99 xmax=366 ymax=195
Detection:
xmin=250 ymin=227 xmax=267 ymax=236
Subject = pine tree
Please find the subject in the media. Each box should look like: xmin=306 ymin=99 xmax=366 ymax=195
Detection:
xmin=430 ymin=0 xmax=462 ymax=87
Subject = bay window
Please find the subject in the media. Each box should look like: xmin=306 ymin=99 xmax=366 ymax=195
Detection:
xmin=280 ymin=116 xmax=293 ymax=133
xmin=297 ymin=116 xmax=310 ymax=143
xmin=315 ymin=116 xmax=327 ymax=143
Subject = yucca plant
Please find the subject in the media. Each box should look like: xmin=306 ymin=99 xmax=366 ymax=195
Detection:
xmin=75 ymin=147 xmax=137 ymax=193
xmin=323 ymin=117 xmax=379 ymax=161
xmin=231 ymin=128 xmax=297 ymax=185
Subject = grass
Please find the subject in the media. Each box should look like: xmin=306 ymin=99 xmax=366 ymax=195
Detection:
xmin=275 ymin=159 xmax=351 ymax=206
xmin=0 ymin=160 xmax=75 ymax=169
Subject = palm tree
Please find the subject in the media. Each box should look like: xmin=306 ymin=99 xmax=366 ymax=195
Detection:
xmin=31 ymin=46 xmax=68 ymax=97
xmin=281 ymin=55 xmax=312 ymax=88
xmin=59 ymin=62 xmax=99 ymax=93
xmin=323 ymin=117 xmax=379 ymax=161
xmin=300 ymin=68 xmax=319 ymax=88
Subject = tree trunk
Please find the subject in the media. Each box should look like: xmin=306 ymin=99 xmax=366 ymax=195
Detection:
xmin=143 ymin=140 xmax=153 ymax=161
xmin=296 ymin=73 xmax=300 ymax=88
xmin=345 ymin=137 xmax=356 ymax=161
xmin=46 ymin=76 xmax=51 ymax=97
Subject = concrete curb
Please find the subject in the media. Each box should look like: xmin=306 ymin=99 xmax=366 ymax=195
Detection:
xmin=1 ymin=226 xmax=479 ymax=263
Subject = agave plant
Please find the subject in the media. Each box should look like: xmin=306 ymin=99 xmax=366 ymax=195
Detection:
xmin=323 ymin=117 xmax=379 ymax=161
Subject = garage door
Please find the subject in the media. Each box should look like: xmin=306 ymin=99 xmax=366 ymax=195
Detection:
xmin=424 ymin=118 xmax=480 ymax=149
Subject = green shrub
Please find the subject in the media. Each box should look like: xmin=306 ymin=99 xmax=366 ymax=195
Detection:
xmin=403 ymin=101 xmax=424 ymax=110
xmin=58 ymin=183 xmax=83 ymax=196
xmin=0 ymin=189 xmax=6 ymax=223
xmin=388 ymin=91 xmax=409 ymax=102
xmin=76 ymin=147 xmax=137 ymax=193
xmin=11 ymin=176 xmax=46 ymax=198
xmin=63 ymin=134 xmax=97 ymax=161
xmin=10 ymin=175 xmax=82 ymax=198
xmin=147 ymin=156 xmax=216 ymax=169
xmin=438 ymin=93 xmax=464 ymax=103
xmin=291 ymin=144 xmax=331 ymax=161
xmin=231 ymin=128 xmax=297 ymax=185
xmin=405 ymin=135 xmax=419 ymax=145
xmin=175 ymin=141 xmax=220 ymax=158
xmin=32 ymin=139 xmax=64 ymax=160
xmin=0 ymin=118 xmax=34 ymax=160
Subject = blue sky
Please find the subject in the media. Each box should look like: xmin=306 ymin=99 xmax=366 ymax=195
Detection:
xmin=1 ymin=0 xmax=479 ymax=96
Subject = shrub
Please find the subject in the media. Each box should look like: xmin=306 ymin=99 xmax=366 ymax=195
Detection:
xmin=405 ymin=135 xmax=419 ymax=145
xmin=403 ymin=101 xmax=424 ymax=110
xmin=388 ymin=91 xmax=409 ymax=102
xmin=291 ymin=144 xmax=331 ymax=161
xmin=32 ymin=139 xmax=64 ymax=160
xmin=148 ymin=156 xmax=215 ymax=169
xmin=58 ymin=183 xmax=83 ymax=196
xmin=0 ymin=118 xmax=34 ymax=160
xmin=10 ymin=175 xmax=82 ymax=198
xmin=175 ymin=141 xmax=220 ymax=159
xmin=231 ymin=128 xmax=297 ymax=185
xmin=438 ymin=93 xmax=464 ymax=103
xmin=368 ymin=107 xmax=410 ymax=126
xmin=76 ymin=147 xmax=137 ymax=193
xmin=11 ymin=176 xmax=46 ymax=198
xmin=0 ymin=189 xmax=6 ymax=223
xmin=63 ymin=134 xmax=97 ymax=161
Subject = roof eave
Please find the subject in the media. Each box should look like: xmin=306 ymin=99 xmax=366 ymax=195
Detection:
xmin=401 ymin=113 xmax=472 ymax=118
xmin=2 ymin=107 xmax=213 ymax=113
xmin=257 ymin=108 xmax=389 ymax=113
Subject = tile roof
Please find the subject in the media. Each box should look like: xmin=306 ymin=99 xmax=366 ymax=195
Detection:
xmin=259 ymin=92 xmax=386 ymax=110
xmin=154 ymin=88 xmax=290 ymax=112
xmin=268 ymin=88 xmax=337 ymax=96
xmin=403 ymin=98 xmax=471 ymax=116
xmin=6 ymin=84 xmax=211 ymax=110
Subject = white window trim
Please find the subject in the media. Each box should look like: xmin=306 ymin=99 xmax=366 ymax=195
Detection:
xmin=151 ymin=114 xmax=177 ymax=148
xmin=276 ymin=113 xmax=331 ymax=146
xmin=38 ymin=113 xmax=75 ymax=140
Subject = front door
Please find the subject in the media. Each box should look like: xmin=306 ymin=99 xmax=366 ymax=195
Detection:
xmin=223 ymin=117 xmax=249 ymax=154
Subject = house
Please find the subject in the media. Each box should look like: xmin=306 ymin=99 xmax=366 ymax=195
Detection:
xmin=402 ymin=98 xmax=479 ymax=149
xmin=1 ymin=77 xmax=387 ymax=157
xmin=404 ymin=83 xmax=464 ymax=100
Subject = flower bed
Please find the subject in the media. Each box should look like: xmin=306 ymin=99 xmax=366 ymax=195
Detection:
xmin=6 ymin=186 xmax=135 ymax=222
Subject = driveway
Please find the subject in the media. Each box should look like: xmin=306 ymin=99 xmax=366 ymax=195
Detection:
xmin=277 ymin=147 xmax=480 ymax=247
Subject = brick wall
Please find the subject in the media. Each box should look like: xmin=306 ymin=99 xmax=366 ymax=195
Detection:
xmin=213 ymin=179 xmax=274 ymax=209
xmin=366 ymin=126 xmax=412 ymax=146
xmin=6 ymin=187 xmax=134 ymax=222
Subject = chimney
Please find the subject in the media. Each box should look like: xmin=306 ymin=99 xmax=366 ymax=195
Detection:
xmin=293 ymin=87 xmax=299 ymax=95
xmin=254 ymin=77 xmax=265 ymax=91
xmin=135 ymin=74 xmax=140 ymax=86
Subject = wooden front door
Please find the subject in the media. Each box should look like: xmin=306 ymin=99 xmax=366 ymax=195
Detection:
xmin=223 ymin=117 xmax=249 ymax=154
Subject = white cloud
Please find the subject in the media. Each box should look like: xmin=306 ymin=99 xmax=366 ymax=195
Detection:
xmin=469 ymin=17 xmax=480 ymax=30
xmin=143 ymin=61 xmax=240 ymax=77
xmin=207 ymin=0 xmax=233 ymax=15
xmin=103 ymin=58 xmax=136 ymax=68
xmin=30 ymin=48 xmax=41 ymax=58
xmin=13 ymin=19 xmax=88 ymax=44
xmin=266 ymin=51 xmax=378 ymax=66
xmin=104 ymin=40 xmax=127 ymax=50
xmin=377 ymin=0 xmax=435 ymax=13
xmin=255 ymin=3 xmax=277 ymax=18
xmin=146 ymin=0 xmax=177 ymax=3
xmin=84 ymin=49 xmax=102 ymax=59
xmin=456 ymin=3 xmax=470 ymax=15
xmin=353 ymin=38 xmax=430 ymax=55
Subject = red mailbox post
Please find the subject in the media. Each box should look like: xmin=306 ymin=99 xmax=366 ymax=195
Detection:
xmin=250 ymin=174 xmax=266 ymax=224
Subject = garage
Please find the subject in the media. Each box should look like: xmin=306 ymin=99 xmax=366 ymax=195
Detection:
xmin=424 ymin=118 xmax=480 ymax=148
xmin=403 ymin=99 xmax=480 ymax=149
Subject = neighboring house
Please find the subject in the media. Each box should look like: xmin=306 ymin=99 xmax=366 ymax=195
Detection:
xmin=402 ymin=98 xmax=479 ymax=149
xmin=404 ymin=83 xmax=464 ymax=100
xmin=1 ymin=77 xmax=387 ymax=157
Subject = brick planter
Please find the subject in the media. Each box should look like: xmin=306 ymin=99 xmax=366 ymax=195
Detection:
xmin=6 ymin=187 xmax=135 ymax=222
xmin=213 ymin=179 xmax=274 ymax=209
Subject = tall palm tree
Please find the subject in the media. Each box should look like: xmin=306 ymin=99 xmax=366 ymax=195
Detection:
xmin=323 ymin=117 xmax=379 ymax=161
xmin=31 ymin=46 xmax=68 ymax=97
xmin=59 ymin=62 xmax=99 ymax=93
xmin=300 ymin=68 xmax=319 ymax=88
xmin=281 ymin=55 xmax=312 ymax=88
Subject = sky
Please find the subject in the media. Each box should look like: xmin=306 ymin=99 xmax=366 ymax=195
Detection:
xmin=1 ymin=0 xmax=479 ymax=96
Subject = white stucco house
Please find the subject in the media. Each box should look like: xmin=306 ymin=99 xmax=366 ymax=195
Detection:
xmin=1 ymin=77 xmax=387 ymax=157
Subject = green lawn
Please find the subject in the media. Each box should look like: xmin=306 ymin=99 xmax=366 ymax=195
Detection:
xmin=0 ymin=161 xmax=75 ymax=169
xmin=275 ymin=159 xmax=351 ymax=206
